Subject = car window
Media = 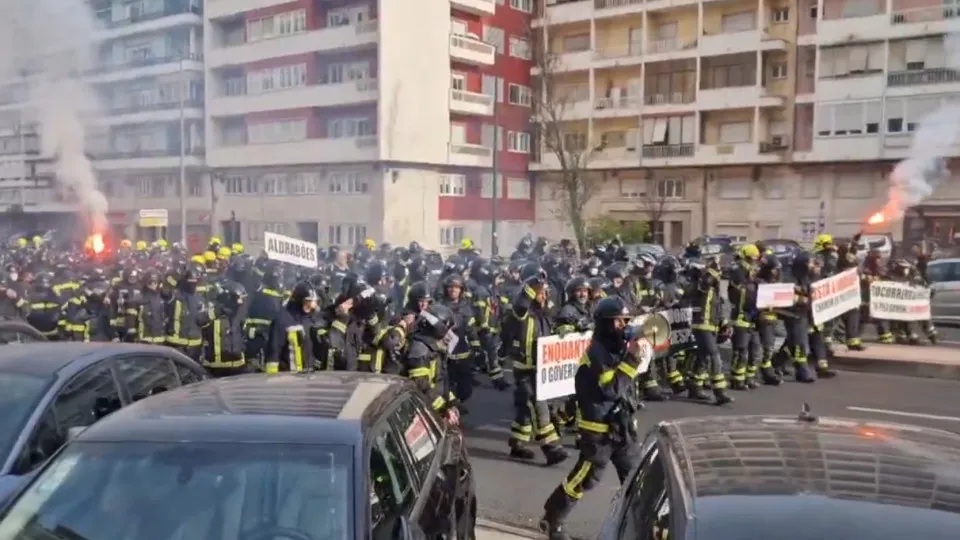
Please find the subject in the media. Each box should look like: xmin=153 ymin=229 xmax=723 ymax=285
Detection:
xmin=927 ymin=263 xmax=955 ymax=283
xmin=115 ymin=357 xmax=179 ymax=402
xmin=390 ymin=397 xmax=440 ymax=485
xmin=370 ymin=425 xmax=416 ymax=540
xmin=0 ymin=330 xmax=40 ymax=345
xmin=12 ymin=409 xmax=61 ymax=476
xmin=0 ymin=373 xmax=49 ymax=470
xmin=173 ymin=359 xmax=205 ymax=385
xmin=53 ymin=364 xmax=122 ymax=432
xmin=619 ymin=448 xmax=671 ymax=540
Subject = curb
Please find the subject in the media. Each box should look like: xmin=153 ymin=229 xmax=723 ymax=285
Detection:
xmin=829 ymin=353 xmax=960 ymax=380
xmin=477 ymin=518 xmax=544 ymax=538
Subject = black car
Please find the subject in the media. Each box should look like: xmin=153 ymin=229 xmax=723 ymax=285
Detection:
xmin=598 ymin=414 xmax=960 ymax=540
xmin=0 ymin=343 xmax=208 ymax=499
xmin=0 ymin=372 xmax=477 ymax=540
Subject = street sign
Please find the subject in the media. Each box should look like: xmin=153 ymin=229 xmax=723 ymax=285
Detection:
xmin=138 ymin=209 xmax=168 ymax=228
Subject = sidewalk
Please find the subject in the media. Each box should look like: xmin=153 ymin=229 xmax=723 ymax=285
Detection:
xmin=477 ymin=519 xmax=543 ymax=539
xmin=830 ymin=343 xmax=960 ymax=380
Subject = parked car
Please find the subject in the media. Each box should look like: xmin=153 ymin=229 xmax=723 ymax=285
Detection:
xmin=0 ymin=321 xmax=45 ymax=344
xmin=927 ymin=257 xmax=960 ymax=325
xmin=858 ymin=233 xmax=894 ymax=260
xmin=597 ymin=413 xmax=960 ymax=540
xmin=0 ymin=343 xmax=208 ymax=500
xmin=0 ymin=372 xmax=477 ymax=540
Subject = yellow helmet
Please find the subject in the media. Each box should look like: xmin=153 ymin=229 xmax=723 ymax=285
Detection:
xmin=364 ymin=238 xmax=376 ymax=250
xmin=460 ymin=238 xmax=474 ymax=250
xmin=209 ymin=236 xmax=222 ymax=246
xmin=135 ymin=240 xmax=147 ymax=251
xmin=157 ymin=239 xmax=168 ymax=248
xmin=740 ymin=244 xmax=760 ymax=260
xmin=31 ymin=235 xmax=42 ymax=245
xmin=231 ymin=242 xmax=244 ymax=254
xmin=120 ymin=239 xmax=132 ymax=249
xmin=814 ymin=233 xmax=833 ymax=249
xmin=191 ymin=254 xmax=206 ymax=265
xmin=16 ymin=238 xmax=27 ymax=247
xmin=203 ymin=250 xmax=217 ymax=263
xmin=217 ymin=246 xmax=232 ymax=259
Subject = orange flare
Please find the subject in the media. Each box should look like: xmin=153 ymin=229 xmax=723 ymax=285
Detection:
xmin=867 ymin=212 xmax=885 ymax=225
xmin=91 ymin=233 xmax=104 ymax=254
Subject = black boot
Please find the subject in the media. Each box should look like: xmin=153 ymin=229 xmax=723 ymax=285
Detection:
xmin=543 ymin=445 xmax=569 ymax=467
xmin=816 ymin=360 xmax=837 ymax=379
xmin=713 ymin=388 xmax=734 ymax=405
xmin=540 ymin=517 xmax=571 ymax=540
xmin=794 ymin=362 xmax=815 ymax=383
xmin=686 ymin=380 xmax=711 ymax=401
xmin=760 ymin=366 xmax=782 ymax=386
xmin=730 ymin=378 xmax=748 ymax=390
xmin=643 ymin=385 xmax=668 ymax=401
xmin=508 ymin=440 xmax=535 ymax=461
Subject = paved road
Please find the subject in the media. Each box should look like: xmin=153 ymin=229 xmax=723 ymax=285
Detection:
xmin=463 ymin=372 xmax=960 ymax=540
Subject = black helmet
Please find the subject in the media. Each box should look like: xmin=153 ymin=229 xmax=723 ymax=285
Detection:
xmin=564 ymin=276 xmax=589 ymax=300
xmin=216 ymin=280 xmax=248 ymax=314
xmin=592 ymin=296 xmax=634 ymax=321
xmin=418 ymin=303 xmax=455 ymax=339
xmin=290 ymin=281 xmax=319 ymax=307
xmin=519 ymin=262 xmax=546 ymax=282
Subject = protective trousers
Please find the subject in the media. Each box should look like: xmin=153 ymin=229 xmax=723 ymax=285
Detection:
xmin=861 ymin=304 xmax=893 ymax=343
xmin=244 ymin=334 xmax=268 ymax=371
xmin=692 ymin=329 xmax=727 ymax=389
xmin=842 ymin=308 xmax=862 ymax=347
xmin=755 ymin=317 xmax=778 ymax=370
xmin=730 ymin=326 xmax=760 ymax=384
xmin=448 ymin=355 xmax=474 ymax=403
xmin=807 ymin=324 xmax=829 ymax=369
xmin=509 ymin=371 xmax=561 ymax=447
xmin=783 ymin=316 xmax=809 ymax=367
xmin=543 ymin=435 xmax=639 ymax=525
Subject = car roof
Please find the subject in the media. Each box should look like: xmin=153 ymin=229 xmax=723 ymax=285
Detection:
xmin=76 ymin=372 xmax=413 ymax=445
xmin=0 ymin=342 xmax=177 ymax=377
xmin=660 ymin=415 xmax=960 ymax=510
xmin=929 ymin=258 xmax=960 ymax=264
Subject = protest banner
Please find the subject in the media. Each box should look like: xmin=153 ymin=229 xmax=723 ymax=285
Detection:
xmin=870 ymin=281 xmax=931 ymax=321
xmin=757 ymin=283 xmax=795 ymax=308
xmin=264 ymin=232 xmax=318 ymax=268
xmin=535 ymin=331 xmax=592 ymax=400
xmin=810 ymin=268 xmax=861 ymax=326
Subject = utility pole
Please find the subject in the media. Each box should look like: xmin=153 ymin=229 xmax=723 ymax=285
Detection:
xmin=490 ymin=84 xmax=499 ymax=256
xmin=177 ymin=55 xmax=187 ymax=243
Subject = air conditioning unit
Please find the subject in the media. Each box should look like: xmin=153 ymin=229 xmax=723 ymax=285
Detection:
xmin=771 ymin=135 xmax=790 ymax=147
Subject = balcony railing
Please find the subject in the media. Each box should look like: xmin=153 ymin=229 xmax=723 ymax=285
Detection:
xmin=452 ymin=89 xmax=494 ymax=106
xmin=595 ymin=0 xmax=643 ymax=9
xmin=450 ymin=142 xmax=492 ymax=156
xmin=220 ymin=78 xmax=376 ymax=97
xmin=642 ymin=144 xmax=694 ymax=159
xmin=88 ymin=53 xmax=203 ymax=75
xmin=887 ymin=68 xmax=960 ymax=87
xmin=594 ymin=43 xmax=642 ymax=60
xmin=891 ymin=5 xmax=959 ymax=25
xmin=644 ymin=92 xmax=695 ymax=105
xmin=106 ymin=97 xmax=204 ymax=115
xmin=450 ymin=34 xmax=496 ymax=55
xmin=91 ymin=147 xmax=204 ymax=160
xmin=98 ymin=4 xmax=203 ymax=29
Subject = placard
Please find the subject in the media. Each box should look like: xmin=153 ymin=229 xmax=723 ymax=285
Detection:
xmin=810 ymin=268 xmax=861 ymax=326
xmin=264 ymin=231 xmax=318 ymax=268
xmin=870 ymin=281 xmax=931 ymax=321
xmin=757 ymin=283 xmax=795 ymax=308
xmin=535 ymin=332 xmax=591 ymax=401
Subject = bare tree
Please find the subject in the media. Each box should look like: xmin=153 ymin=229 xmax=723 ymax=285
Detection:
xmin=530 ymin=28 xmax=604 ymax=251
xmin=639 ymin=177 xmax=673 ymax=244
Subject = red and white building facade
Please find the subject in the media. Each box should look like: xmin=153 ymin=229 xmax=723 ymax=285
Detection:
xmin=204 ymin=0 xmax=535 ymax=252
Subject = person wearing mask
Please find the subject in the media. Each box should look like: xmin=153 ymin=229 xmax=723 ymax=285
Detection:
xmin=629 ymin=254 xmax=666 ymax=401
xmin=200 ymin=280 xmax=249 ymax=377
xmin=539 ymin=296 xmax=651 ymax=540
xmin=265 ymin=281 xmax=320 ymax=373
xmin=753 ymin=255 xmax=785 ymax=386
xmin=319 ymin=278 xmax=367 ymax=371
xmin=165 ymin=264 xmax=205 ymax=360
xmin=136 ymin=269 xmax=167 ymax=345
xmin=110 ymin=267 xmax=142 ymax=342
xmin=63 ymin=280 xmax=113 ymax=342
xmin=437 ymin=273 xmax=479 ymax=409
xmin=27 ymin=272 xmax=61 ymax=339
xmin=727 ymin=244 xmax=761 ymax=390
xmin=243 ymin=262 xmax=286 ymax=369
xmin=0 ymin=263 xmax=29 ymax=320
xmin=403 ymin=303 xmax=458 ymax=417
xmin=687 ymin=259 xmax=733 ymax=404
xmin=501 ymin=265 xmax=568 ymax=466
xmin=781 ymin=252 xmax=817 ymax=383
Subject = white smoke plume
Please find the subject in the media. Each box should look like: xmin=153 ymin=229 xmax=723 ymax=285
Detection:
xmin=876 ymin=34 xmax=960 ymax=223
xmin=0 ymin=0 xmax=108 ymax=231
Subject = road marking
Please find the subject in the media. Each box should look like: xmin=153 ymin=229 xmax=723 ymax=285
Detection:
xmin=847 ymin=406 xmax=960 ymax=423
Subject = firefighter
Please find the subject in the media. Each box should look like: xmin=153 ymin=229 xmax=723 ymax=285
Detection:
xmin=728 ymin=244 xmax=761 ymax=390
xmin=687 ymin=258 xmax=732 ymax=404
xmin=200 ymin=280 xmax=250 ymax=377
xmin=403 ymin=303 xmax=457 ymax=416
xmin=265 ymin=281 xmax=319 ymax=373
xmin=135 ymin=268 xmax=167 ymax=345
xmin=437 ymin=273 xmax=478 ymax=407
xmin=27 ymin=272 xmax=61 ymax=339
xmin=64 ymin=280 xmax=113 ymax=342
xmin=754 ymin=254 xmax=784 ymax=386
xmin=781 ymin=252 xmax=817 ymax=383
xmin=243 ymin=262 xmax=285 ymax=368
xmin=165 ymin=264 xmax=205 ymax=360
xmin=110 ymin=267 xmax=142 ymax=342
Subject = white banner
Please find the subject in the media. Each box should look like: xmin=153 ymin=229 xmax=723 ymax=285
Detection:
xmin=263 ymin=232 xmax=318 ymax=269
xmin=810 ymin=268 xmax=861 ymax=326
xmin=870 ymin=281 xmax=931 ymax=321
xmin=535 ymin=332 xmax=591 ymax=401
xmin=756 ymin=283 xmax=795 ymax=308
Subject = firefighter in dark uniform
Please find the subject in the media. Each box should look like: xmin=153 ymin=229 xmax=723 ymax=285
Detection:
xmin=754 ymin=254 xmax=784 ymax=385
xmin=200 ymin=280 xmax=250 ymax=377
xmin=0 ymin=263 xmax=30 ymax=320
xmin=501 ymin=264 xmax=568 ymax=465
xmin=782 ymin=252 xmax=817 ymax=383
xmin=728 ymin=244 xmax=761 ymax=390
xmin=265 ymin=281 xmax=319 ymax=373
xmin=403 ymin=303 xmax=457 ymax=416
xmin=860 ymin=249 xmax=893 ymax=343
xmin=136 ymin=268 xmax=167 ymax=345
xmin=540 ymin=296 xmax=649 ymax=540
xmin=438 ymin=273 xmax=478 ymax=407
xmin=165 ymin=264 xmax=205 ymax=360
xmin=688 ymin=258 xmax=733 ymax=404
xmin=320 ymin=279 xmax=367 ymax=371
xmin=552 ymin=276 xmax=594 ymax=428
xmin=629 ymin=253 xmax=665 ymax=401
xmin=654 ymin=256 xmax=687 ymax=394
xmin=110 ymin=267 xmax=142 ymax=342
xmin=63 ymin=280 xmax=113 ymax=342
xmin=27 ymin=272 xmax=61 ymax=339
xmin=468 ymin=258 xmax=509 ymax=390
xmin=243 ymin=262 xmax=285 ymax=368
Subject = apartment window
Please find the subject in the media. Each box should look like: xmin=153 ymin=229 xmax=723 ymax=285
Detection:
xmin=885 ymin=96 xmax=941 ymax=133
xmin=719 ymin=122 xmax=752 ymax=143
xmin=842 ymin=0 xmax=880 ymax=18
xmin=801 ymin=175 xmax=821 ymax=199
xmin=721 ymin=12 xmax=756 ymax=33
xmin=275 ymin=10 xmax=307 ymax=36
xmin=643 ymin=116 xmax=696 ymax=146
xmin=247 ymin=119 xmax=307 ymax=144
xmin=508 ymin=84 xmax=531 ymax=106
xmin=771 ymin=63 xmax=787 ymax=79
xmin=328 ymin=224 xmax=367 ymax=246
xmin=481 ymin=173 xmax=503 ymax=198
xmin=277 ymin=64 xmax=307 ymax=89
xmin=440 ymin=174 xmax=466 ymax=196
xmin=819 ymin=44 xmax=884 ymax=77
xmin=809 ymin=4 xmax=818 ymax=19
xmin=800 ymin=220 xmax=817 ymax=242
xmin=327 ymin=117 xmax=374 ymax=138
xmin=657 ymin=178 xmax=684 ymax=199
xmin=509 ymin=0 xmax=532 ymax=13
xmin=246 ymin=16 xmax=276 ymax=42
xmin=506 ymin=177 xmax=531 ymax=200
xmin=718 ymin=176 xmax=752 ymax=199
xmin=481 ymin=124 xmax=503 ymax=150
xmin=620 ymin=178 xmax=646 ymax=198
xmin=247 ymin=222 xmax=287 ymax=242
xmin=451 ymin=73 xmax=466 ymax=91
xmin=834 ymin=173 xmax=875 ymax=198
xmin=815 ymin=100 xmax=881 ymax=136
xmin=507 ymin=131 xmax=531 ymax=153
xmin=328 ymin=171 xmax=369 ymax=194
xmin=328 ymin=6 xmax=367 ymax=26
xmin=440 ymin=226 xmax=466 ymax=246
xmin=563 ymin=34 xmax=590 ymax=52
xmin=772 ymin=7 xmax=790 ymax=22
xmin=482 ymin=25 xmax=506 ymax=54
xmin=509 ymin=37 xmax=531 ymax=59
xmin=563 ymin=132 xmax=587 ymax=151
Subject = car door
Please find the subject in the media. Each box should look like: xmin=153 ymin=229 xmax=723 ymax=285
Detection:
xmin=369 ymin=414 xmax=418 ymax=540
xmin=113 ymin=356 xmax=180 ymax=403
xmin=170 ymin=357 xmax=208 ymax=386
xmin=615 ymin=445 xmax=674 ymax=540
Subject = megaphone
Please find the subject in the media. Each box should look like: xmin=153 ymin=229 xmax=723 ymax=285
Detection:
xmin=629 ymin=313 xmax=671 ymax=354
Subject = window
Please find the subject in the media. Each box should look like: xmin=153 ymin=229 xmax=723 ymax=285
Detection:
xmin=618 ymin=448 xmax=670 ymax=540
xmin=718 ymin=176 xmax=751 ymax=199
xmin=885 ymin=96 xmax=941 ymax=134
xmin=328 ymin=171 xmax=369 ymax=194
xmin=55 ymin=364 xmax=123 ymax=433
xmin=657 ymin=178 xmax=684 ymax=199
xmin=721 ymin=11 xmax=756 ymax=33
xmin=507 ymin=131 xmax=531 ymax=153
xmin=509 ymin=0 xmax=532 ymax=12
xmin=328 ymin=224 xmax=366 ymax=246
xmin=801 ymin=175 xmax=821 ymax=198
xmin=439 ymin=226 xmax=466 ymax=246
xmin=390 ymin=398 xmax=441 ymax=482
xmin=370 ymin=427 xmax=416 ymax=537
xmin=247 ymin=222 xmax=288 ymax=242
xmin=772 ymin=7 xmax=790 ymax=22
xmin=815 ymin=100 xmax=881 ymax=136
xmin=116 ymin=357 xmax=179 ymax=402
xmin=507 ymin=177 xmax=531 ymax=200
xmin=819 ymin=44 xmax=884 ymax=77
xmin=327 ymin=117 xmax=374 ymax=138
xmin=440 ymin=174 xmax=466 ymax=196
xmin=451 ymin=72 xmax=466 ymax=91
xmin=481 ymin=173 xmax=503 ymax=198
xmin=481 ymin=74 xmax=497 ymax=99
xmin=842 ymin=0 xmax=881 ymax=18
xmin=719 ymin=122 xmax=752 ymax=143
xmin=834 ymin=173 xmax=875 ymax=198
xmin=508 ymin=83 xmax=531 ymax=106
xmin=810 ymin=4 xmax=818 ymax=18
xmin=509 ymin=37 xmax=531 ymax=59
xmin=275 ymin=9 xmax=307 ymax=36
xmin=482 ymin=25 xmax=505 ymax=54
xmin=800 ymin=219 xmax=818 ymax=242
xmin=771 ymin=63 xmax=787 ymax=79
xmin=620 ymin=178 xmax=646 ymax=198
xmin=247 ymin=119 xmax=308 ymax=144
xmin=563 ymin=33 xmax=590 ymax=52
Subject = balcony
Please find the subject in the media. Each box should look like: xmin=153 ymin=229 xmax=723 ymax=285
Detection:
xmin=818 ymin=13 xmax=889 ymax=46
xmin=697 ymin=85 xmax=783 ymax=110
xmin=593 ymin=43 xmax=643 ymax=67
xmin=209 ymin=80 xmax=379 ymax=117
xmin=643 ymin=91 xmax=696 ymax=114
xmin=536 ymin=0 xmax=593 ymax=27
xmin=595 ymin=0 xmax=644 ymax=12
xmin=0 ymin=186 xmax=79 ymax=213
xmin=641 ymin=143 xmax=694 ymax=160
xmin=697 ymin=142 xmax=779 ymax=164
xmin=96 ymin=5 xmax=203 ymax=42
xmin=889 ymin=6 xmax=960 ymax=39
xmin=86 ymin=54 xmax=204 ymax=85
xmin=449 ymin=34 xmax=496 ymax=67
xmin=91 ymin=147 xmax=206 ymax=171
xmin=593 ymin=95 xmax=642 ymax=118
xmin=450 ymin=0 xmax=496 ymax=16
xmin=699 ymin=29 xmax=788 ymax=56
xmin=447 ymin=142 xmax=492 ymax=167
xmin=888 ymin=68 xmax=960 ymax=87
xmin=449 ymin=89 xmax=494 ymax=116
xmin=97 ymin=98 xmax=205 ymax=126
xmin=207 ymin=22 xmax=378 ymax=68
xmin=644 ymin=38 xmax=698 ymax=62
xmin=593 ymin=147 xmax=640 ymax=168
xmin=207 ymin=137 xmax=377 ymax=167
xmin=207 ymin=0 xmax=290 ymax=20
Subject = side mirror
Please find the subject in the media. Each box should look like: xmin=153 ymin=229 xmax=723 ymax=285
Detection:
xmin=66 ymin=426 xmax=87 ymax=441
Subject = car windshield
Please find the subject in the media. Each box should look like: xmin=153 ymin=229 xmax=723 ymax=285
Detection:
xmin=0 ymin=441 xmax=354 ymax=540
xmin=0 ymin=373 xmax=50 ymax=467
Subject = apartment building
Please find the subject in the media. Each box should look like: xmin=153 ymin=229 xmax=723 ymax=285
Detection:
xmin=204 ymin=0 xmax=535 ymax=253
xmin=532 ymin=0 xmax=960 ymax=247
